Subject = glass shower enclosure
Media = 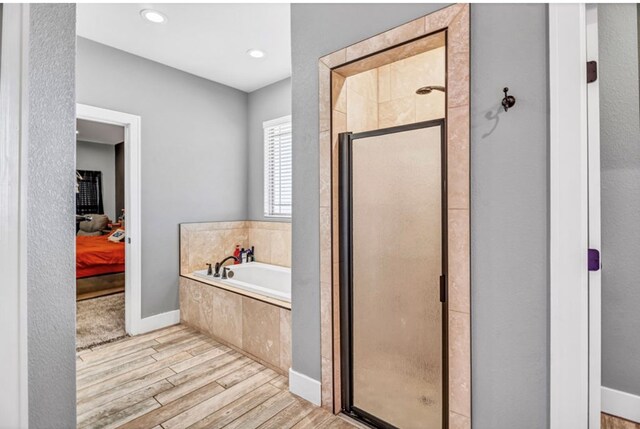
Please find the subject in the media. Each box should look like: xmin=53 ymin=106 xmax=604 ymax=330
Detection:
xmin=339 ymin=120 xmax=447 ymax=429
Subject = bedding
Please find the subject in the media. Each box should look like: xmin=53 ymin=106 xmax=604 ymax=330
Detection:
xmin=78 ymin=214 xmax=109 ymax=234
xmin=76 ymin=235 xmax=125 ymax=278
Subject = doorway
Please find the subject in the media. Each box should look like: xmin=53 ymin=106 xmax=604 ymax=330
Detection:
xmin=75 ymin=118 xmax=127 ymax=349
xmin=339 ymin=121 xmax=447 ymax=428
xmin=76 ymin=104 xmax=142 ymax=336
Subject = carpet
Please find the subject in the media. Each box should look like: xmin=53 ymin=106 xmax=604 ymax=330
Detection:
xmin=76 ymin=292 xmax=127 ymax=350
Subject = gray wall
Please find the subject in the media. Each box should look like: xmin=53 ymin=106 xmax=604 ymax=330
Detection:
xmin=247 ymin=77 xmax=292 ymax=221
xmin=470 ymin=5 xmax=548 ymax=427
xmin=27 ymin=4 xmax=77 ymax=427
xmin=76 ymin=140 xmax=117 ymax=220
xmin=291 ymin=4 xmax=549 ymax=428
xmin=77 ymin=37 xmax=249 ymax=317
xmin=599 ymin=4 xmax=640 ymax=398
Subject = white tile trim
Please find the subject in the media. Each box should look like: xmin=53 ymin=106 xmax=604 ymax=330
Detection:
xmin=135 ymin=310 xmax=181 ymax=335
xmin=289 ymin=368 xmax=321 ymax=406
xmin=602 ymin=387 xmax=640 ymax=424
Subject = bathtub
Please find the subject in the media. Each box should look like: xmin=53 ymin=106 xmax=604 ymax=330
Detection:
xmin=193 ymin=262 xmax=291 ymax=303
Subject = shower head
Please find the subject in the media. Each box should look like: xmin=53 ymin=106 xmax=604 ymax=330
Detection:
xmin=416 ymin=85 xmax=446 ymax=95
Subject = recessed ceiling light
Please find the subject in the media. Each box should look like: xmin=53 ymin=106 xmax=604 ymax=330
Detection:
xmin=140 ymin=9 xmax=167 ymax=24
xmin=247 ymin=49 xmax=266 ymax=59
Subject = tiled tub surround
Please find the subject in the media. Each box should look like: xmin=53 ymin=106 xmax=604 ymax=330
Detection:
xmin=179 ymin=221 xmax=292 ymax=374
xmin=180 ymin=277 xmax=291 ymax=374
xmin=180 ymin=221 xmax=292 ymax=276
xmin=319 ymin=4 xmax=470 ymax=427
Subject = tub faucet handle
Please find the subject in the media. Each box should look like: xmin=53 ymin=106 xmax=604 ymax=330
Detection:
xmin=221 ymin=266 xmax=229 ymax=279
xmin=206 ymin=263 xmax=213 ymax=276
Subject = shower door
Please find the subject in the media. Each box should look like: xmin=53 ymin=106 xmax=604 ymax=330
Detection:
xmin=340 ymin=120 xmax=447 ymax=429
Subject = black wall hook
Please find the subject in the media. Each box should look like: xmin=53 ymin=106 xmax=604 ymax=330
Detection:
xmin=502 ymin=87 xmax=516 ymax=112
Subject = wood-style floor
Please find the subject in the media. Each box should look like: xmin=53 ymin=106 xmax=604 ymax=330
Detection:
xmin=76 ymin=324 xmax=358 ymax=429
xmin=602 ymin=413 xmax=640 ymax=429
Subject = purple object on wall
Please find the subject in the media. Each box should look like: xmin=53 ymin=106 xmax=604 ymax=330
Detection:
xmin=588 ymin=249 xmax=600 ymax=271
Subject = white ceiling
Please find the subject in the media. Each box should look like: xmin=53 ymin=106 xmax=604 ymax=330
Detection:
xmin=76 ymin=119 xmax=124 ymax=145
xmin=77 ymin=4 xmax=291 ymax=93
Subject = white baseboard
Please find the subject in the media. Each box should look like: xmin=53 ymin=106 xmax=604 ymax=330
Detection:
xmin=289 ymin=368 xmax=321 ymax=406
xmin=132 ymin=310 xmax=181 ymax=335
xmin=602 ymin=387 xmax=640 ymax=423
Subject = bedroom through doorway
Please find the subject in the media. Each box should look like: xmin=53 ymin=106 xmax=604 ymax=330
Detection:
xmin=75 ymin=118 xmax=127 ymax=350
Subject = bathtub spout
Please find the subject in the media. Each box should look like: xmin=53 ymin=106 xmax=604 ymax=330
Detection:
xmin=214 ymin=255 xmax=239 ymax=277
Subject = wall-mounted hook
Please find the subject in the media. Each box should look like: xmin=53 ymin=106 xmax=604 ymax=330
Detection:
xmin=502 ymin=87 xmax=516 ymax=112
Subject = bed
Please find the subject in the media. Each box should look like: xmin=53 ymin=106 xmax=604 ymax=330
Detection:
xmin=76 ymin=235 xmax=125 ymax=300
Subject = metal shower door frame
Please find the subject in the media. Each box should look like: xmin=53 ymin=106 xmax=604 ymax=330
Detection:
xmin=338 ymin=119 xmax=449 ymax=429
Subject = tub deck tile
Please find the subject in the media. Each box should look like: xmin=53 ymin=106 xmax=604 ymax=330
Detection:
xmin=180 ymin=276 xmax=292 ymax=373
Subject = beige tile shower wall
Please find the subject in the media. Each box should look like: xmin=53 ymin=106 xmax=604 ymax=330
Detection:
xmin=341 ymin=46 xmax=446 ymax=133
xmin=380 ymin=47 xmax=446 ymax=128
xmin=180 ymin=221 xmax=291 ymax=275
xmin=346 ymin=68 xmax=378 ymax=133
xmin=180 ymin=276 xmax=292 ymax=373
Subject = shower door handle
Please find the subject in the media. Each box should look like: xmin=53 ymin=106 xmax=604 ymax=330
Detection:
xmin=439 ymin=274 xmax=447 ymax=303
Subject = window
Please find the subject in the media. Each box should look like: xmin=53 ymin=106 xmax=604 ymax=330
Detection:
xmin=264 ymin=115 xmax=292 ymax=217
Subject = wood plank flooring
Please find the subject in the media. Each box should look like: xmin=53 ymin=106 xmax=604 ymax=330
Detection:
xmin=602 ymin=413 xmax=640 ymax=429
xmin=76 ymin=324 xmax=357 ymax=429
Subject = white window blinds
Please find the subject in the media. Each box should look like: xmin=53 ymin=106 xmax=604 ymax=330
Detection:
xmin=264 ymin=115 xmax=292 ymax=217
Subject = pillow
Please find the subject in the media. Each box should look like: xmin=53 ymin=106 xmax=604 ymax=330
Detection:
xmin=78 ymin=214 xmax=109 ymax=233
xmin=108 ymin=228 xmax=126 ymax=243
xmin=77 ymin=230 xmax=103 ymax=237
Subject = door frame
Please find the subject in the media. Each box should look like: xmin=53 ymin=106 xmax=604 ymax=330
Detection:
xmin=76 ymin=103 xmax=143 ymax=335
xmin=585 ymin=5 xmax=601 ymax=428
xmin=0 ymin=4 xmax=30 ymax=426
xmin=549 ymin=3 xmax=601 ymax=428
xmin=338 ymin=120 xmax=448 ymax=429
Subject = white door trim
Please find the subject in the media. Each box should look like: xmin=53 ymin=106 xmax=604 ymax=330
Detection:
xmin=0 ymin=4 xmax=30 ymax=427
xmin=549 ymin=4 xmax=591 ymax=429
xmin=586 ymin=5 xmax=602 ymax=429
xmin=76 ymin=103 xmax=144 ymax=335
